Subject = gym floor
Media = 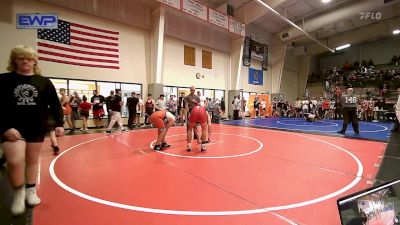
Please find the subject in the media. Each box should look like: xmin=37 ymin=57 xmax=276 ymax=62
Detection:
xmin=2 ymin=119 xmax=399 ymax=225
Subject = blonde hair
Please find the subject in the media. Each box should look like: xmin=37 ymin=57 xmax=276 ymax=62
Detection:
xmin=7 ymin=45 xmax=41 ymax=75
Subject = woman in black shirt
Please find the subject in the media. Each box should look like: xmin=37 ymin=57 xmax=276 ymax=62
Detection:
xmin=0 ymin=46 xmax=64 ymax=215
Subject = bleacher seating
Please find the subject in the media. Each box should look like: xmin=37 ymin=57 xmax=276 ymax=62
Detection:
xmin=306 ymin=57 xmax=400 ymax=119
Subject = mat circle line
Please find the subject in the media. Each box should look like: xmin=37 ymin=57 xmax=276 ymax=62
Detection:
xmin=245 ymin=119 xmax=388 ymax=133
xmin=49 ymin=129 xmax=363 ymax=216
xmin=149 ymin=133 xmax=263 ymax=159
xmin=277 ymin=120 xmax=338 ymax=127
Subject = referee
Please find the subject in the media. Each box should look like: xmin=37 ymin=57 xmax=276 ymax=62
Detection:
xmin=337 ymin=88 xmax=360 ymax=135
xmin=391 ymin=87 xmax=400 ymax=132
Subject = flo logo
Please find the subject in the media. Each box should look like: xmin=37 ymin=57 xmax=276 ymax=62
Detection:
xmin=359 ymin=11 xmax=382 ymax=20
xmin=14 ymin=84 xmax=38 ymax=105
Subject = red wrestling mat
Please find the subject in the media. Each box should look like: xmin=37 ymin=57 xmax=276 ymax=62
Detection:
xmin=33 ymin=124 xmax=386 ymax=225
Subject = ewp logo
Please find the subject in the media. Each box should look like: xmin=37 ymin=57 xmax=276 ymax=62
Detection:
xmin=16 ymin=13 xmax=58 ymax=29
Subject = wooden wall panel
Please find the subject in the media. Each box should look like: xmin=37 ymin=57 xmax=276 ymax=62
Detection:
xmin=184 ymin=45 xmax=195 ymax=66
xmin=202 ymin=50 xmax=212 ymax=69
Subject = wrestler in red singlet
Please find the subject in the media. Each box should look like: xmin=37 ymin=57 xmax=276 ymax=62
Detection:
xmin=187 ymin=106 xmax=208 ymax=152
xmin=189 ymin=106 xmax=208 ymax=125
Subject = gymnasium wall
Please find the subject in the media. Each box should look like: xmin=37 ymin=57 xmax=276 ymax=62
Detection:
xmin=280 ymin=50 xmax=300 ymax=102
xmin=280 ymin=50 xmax=312 ymax=101
xmin=0 ymin=0 xmax=150 ymax=87
xmin=162 ymin=36 xmax=229 ymax=90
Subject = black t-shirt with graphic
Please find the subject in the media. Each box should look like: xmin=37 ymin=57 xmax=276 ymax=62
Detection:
xmin=91 ymin=95 xmax=105 ymax=110
xmin=0 ymin=72 xmax=63 ymax=135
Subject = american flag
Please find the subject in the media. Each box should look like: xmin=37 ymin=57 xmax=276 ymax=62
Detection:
xmin=37 ymin=20 xmax=119 ymax=69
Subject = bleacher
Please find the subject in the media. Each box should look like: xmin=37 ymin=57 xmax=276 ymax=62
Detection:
xmin=308 ymin=57 xmax=400 ymax=97
xmin=306 ymin=57 xmax=400 ymax=121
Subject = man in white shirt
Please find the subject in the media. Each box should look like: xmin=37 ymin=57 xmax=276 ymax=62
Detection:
xmin=294 ymin=98 xmax=302 ymax=118
xmin=302 ymin=98 xmax=310 ymax=115
xmin=136 ymin=94 xmax=144 ymax=126
xmin=261 ymin=99 xmax=266 ymax=112
xmin=233 ymin=95 xmax=241 ymax=120
xmin=156 ymin=94 xmax=167 ymax=110
xmin=197 ymin=91 xmax=206 ymax=107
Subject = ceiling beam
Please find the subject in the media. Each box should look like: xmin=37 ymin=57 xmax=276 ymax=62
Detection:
xmin=235 ymin=0 xmax=287 ymax=24
xmin=254 ymin=0 xmax=335 ymax=52
xmin=297 ymin=16 xmax=400 ymax=55
xmin=278 ymin=0 xmax=396 ymax=44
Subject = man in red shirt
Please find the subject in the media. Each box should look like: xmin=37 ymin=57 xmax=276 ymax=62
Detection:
xmin=322 ymin=98 xmax=330 ymax=119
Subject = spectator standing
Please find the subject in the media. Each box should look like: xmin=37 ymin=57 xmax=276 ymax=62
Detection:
xmin=145 ymin=94 xmax=155 ymax=125
xmin=254 ymin=96 xmax=260 ymax=118
xmin=220 ymin=96 xmax=226 ymax=116
xmin=79 ymin=95 xmax=91 ymax=132
xmin=166 ymin=95 xmax=177 ymax=118
xmin=136 ymin=94 xmax=144 ymax=127
xmin=106 ymin=89 xmax=126 ymax=133
xmin=126 ymin=92 xmax=139 ymax=129
xmin=178 ymin=92 xmax=186 ymax=125
xmin=294 ymin=98 xmax=302 ymax=118
xmin=156 ymin=94 xmax=167 ymax=111
xmin=105 ymin=90 xmax=115 ymax=126
xmin=70 ymin=91 xmax=81 ymax=132
xmin=233 ymin=95 xmax=241 ymax=120
xmin=91 ymin=90 xmax=105 ymax=128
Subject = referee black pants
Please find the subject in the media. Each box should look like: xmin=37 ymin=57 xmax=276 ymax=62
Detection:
xmin=392 ymin=116 xmax=400 ymax=131
xmin=340 ymin=107 xmax=359 ymax=133
xmin=128 ymin=110 xmax=136 ymax=127
xmin=233 ymin=110 xmax=239 ymax=120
